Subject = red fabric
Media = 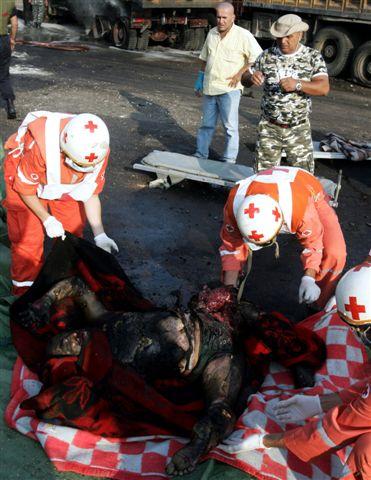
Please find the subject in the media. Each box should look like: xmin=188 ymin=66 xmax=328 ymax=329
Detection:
xmin=6 ymin=310 xmax=369 ymax=479
xmin=3 ymin=179 xmax=86 ymax=295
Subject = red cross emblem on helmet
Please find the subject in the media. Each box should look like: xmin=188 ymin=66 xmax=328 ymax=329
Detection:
xmin=60 ymin=113 xmax=109 ymax=167
xmin=236 ymin=194 xmax=283 ymax=246
xmin=335 ymin=263 xmax=371 ymax=326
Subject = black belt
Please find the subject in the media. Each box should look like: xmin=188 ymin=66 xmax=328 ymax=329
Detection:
xmin=266 ymin=117 xmax=307 ymax=129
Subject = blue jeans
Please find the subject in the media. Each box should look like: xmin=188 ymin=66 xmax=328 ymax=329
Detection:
xmin=195 ymin=90 xmax=241 ymax=163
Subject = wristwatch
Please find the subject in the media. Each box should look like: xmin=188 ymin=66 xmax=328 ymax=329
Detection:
xmin=295 ymin=81 xmax=303 ymax=92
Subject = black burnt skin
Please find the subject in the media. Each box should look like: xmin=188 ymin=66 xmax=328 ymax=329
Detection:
xmin=23 ymin=276 xmax=247 ymax=476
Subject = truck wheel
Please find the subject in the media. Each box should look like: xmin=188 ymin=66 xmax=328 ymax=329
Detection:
xmin=194 ymin=28 xmax=205 ymax=50
xmin=112 ymin=19 xmax=128 ymax=48
xmin=313 ymin=26 xmax=355 ymax=76
xmin=183 ymin=29 xmax=195 ymax=50
xmin=128 ymin=29 xmax=138 ymax=50
xmin=351 ymin=41 xmax=371 ymax=88
xmin=137 ymin=30 xmax=150 ymax=51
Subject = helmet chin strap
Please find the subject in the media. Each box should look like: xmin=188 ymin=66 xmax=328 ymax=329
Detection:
xmin=65 ymin=157 xmax=96 ymax=173
xmin=272 ymin=240 xmax=280 ymax=259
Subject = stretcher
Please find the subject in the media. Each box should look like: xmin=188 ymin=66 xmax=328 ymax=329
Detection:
xmin=133 ymin=141 xmax=346 ymax=190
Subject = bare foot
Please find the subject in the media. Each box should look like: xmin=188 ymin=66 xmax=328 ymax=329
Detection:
xmin=166 ymin=443 xmax=203 ymax=476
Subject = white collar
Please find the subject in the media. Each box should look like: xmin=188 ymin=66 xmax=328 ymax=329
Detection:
xmin=277 ymin=43 xmax=304 ymax=58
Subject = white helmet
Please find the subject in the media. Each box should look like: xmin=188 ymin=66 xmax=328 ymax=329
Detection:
xmin=236 ymin=194 xmax=283 ymax=249
xmin=60 ymin=113 xmax=109 ymax=167
xmin=335 ymin=262 xmax=371 ymax=326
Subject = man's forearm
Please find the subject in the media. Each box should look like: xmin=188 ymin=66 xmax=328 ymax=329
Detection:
xmin=199 ymin=60 xmax=206 ymax=72
xmin=19 ymin=193 xmax=50 ymax=222
xmin=10 ymin=15 xmax=18 ymax=41
xmin=222 ymin=270 xmax=239 ymax=287
xmin=84 ymin=194 xmax=105 ymax=236
xmin=301 ymin=76 xmax=330 ymax=96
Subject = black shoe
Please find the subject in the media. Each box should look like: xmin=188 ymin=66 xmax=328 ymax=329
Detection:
xmin=6 ymin=99 xmax=16 ymax=119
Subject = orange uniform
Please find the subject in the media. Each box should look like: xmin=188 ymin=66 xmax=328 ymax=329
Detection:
xmin=3 ymin=112 xmax=108 ymax=295
xmin=284 ymin=377 xmax=371 ymax=479
xmin=220 ymin=167 xmax=346 ymax=308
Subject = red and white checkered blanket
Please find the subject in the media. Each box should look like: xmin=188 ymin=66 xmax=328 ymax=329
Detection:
xmin=5 ymin=310 xmax=369 ymax=480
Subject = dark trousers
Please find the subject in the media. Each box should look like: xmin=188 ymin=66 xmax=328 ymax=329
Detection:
xmin=0 ymin=35 xmax=15 ymax=101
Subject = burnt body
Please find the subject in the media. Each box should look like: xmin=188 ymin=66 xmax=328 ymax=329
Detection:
xmin=21 ymin=277 xmax=246 ymax=476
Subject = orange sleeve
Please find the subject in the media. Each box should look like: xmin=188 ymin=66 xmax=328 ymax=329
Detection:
xmin=12 ymin=132 xmax=45 ymax=196
xmin=93 ymin=154 xmax=108 ymax=195
xmin=296 ymin=197 xmax=324 ymax=274
xmin=219 ymin=187 xmax=250 ymax=272
xmin=337 ymin=377 xmax=371 ymax=403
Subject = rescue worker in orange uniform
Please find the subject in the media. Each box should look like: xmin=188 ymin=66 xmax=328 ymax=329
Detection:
xmin=3 ymin=111 xmax=118 ymax=295
xmin=220 ymin=166 xmax=346 ymax=309
xmin=221 ymin=253 xmax=371 ymax=479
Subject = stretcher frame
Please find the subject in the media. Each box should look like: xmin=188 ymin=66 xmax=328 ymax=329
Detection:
xmin=133 ymin=141 xmax=346 ymax=190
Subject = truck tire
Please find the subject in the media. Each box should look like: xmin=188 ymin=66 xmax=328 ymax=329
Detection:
xmin=137 ymin=30 xmax=150 ymax=51
xmin=351 ymin=41 xmax=371 ymax=88
xmin=194 ymin=28 xmax=205 ymax=50
xmin=128 ymin=29 xmax=138 ymax=50
xmin=183 ymin=29 xmax=195 ymax=50
xmin=313 ymin=26 xmax=355 ymax=76
xmin=112 ymin=19 xmax=128 ymax=48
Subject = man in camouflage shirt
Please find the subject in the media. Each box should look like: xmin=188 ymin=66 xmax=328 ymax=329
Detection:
xmin=242 ymin=14 xmax=329 ymax=173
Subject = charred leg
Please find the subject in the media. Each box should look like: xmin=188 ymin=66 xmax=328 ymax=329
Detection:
xmin=166 ymin=353 xmax=243 ymax=475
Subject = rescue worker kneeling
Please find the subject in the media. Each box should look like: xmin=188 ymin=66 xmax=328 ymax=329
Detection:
xmin=221 ymin=253 xmax=371 ymax=480
xmin=3 ymin=111 xmax=118 ymax=295
xmin=220 ymin=166 xmax=346 ymax=309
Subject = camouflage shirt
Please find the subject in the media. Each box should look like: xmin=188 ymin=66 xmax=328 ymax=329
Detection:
xmin=254 ymin=44 xmax=328 ymax=125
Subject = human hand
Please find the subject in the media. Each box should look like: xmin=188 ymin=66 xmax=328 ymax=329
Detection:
xmin=279 ymin=77 xmax=297 ymax=93
xmin=10 ymin=38 xmax=16 ymax=51
xmin=94 ymin=232 xmax=119 ymax=253
xmin=227 ymin=72 xmax=242 ymax=88
xmin=194 ymin=70 xmax=204 ymax=97
xmin=43 ymin=216 xmax=66 ymax=239
xmin=273 ymin=394 xmax=322 ymax=423
xmin=219 ymin=431 xmax=266 ymax=453
xmin=324 ymin=295 xmax=336 ymax=312
xmin=298 ymin=276 xmax=321 ymax=304
xmin=250 ymin=70 xmax=265 ymax=87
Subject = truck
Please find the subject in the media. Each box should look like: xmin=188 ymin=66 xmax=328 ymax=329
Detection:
xmin=48 ymin=0 xmax=220 ymax=51
xmin=237 ymin=0 xmax=371 ymax=86
xmin=47 ymin=0 xmax=370 ymax=86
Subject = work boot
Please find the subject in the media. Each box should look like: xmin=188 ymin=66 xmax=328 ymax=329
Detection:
xmin=6 ymin=99 xmax=16 ymax=119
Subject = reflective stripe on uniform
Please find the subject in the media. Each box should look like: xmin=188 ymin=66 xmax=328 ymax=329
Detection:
xmin=317 ymin=419 xmax=337 ymax=448
xmin=12 ymin=280 xmax=34 ymax=287
xmin=17 ymin=166 xmax=38 ymax=185
xmin=220 ymin=249 xmax=240 ymax=256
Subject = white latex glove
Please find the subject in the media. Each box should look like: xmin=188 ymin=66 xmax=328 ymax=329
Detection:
xmin=43 ymin=216 xmax=65 ymax=240
xmin=94 ymin=232 xmax=119 ymax=253
xmin=273 ymin=394 xmax=322 ymax=423
xmin=219 ymin=430 xmax=266 ymax=453
xmin=298 ymin=276 xmax=321 ymax=304
xmin=324 ymin=295 xmax=336 ymax=312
